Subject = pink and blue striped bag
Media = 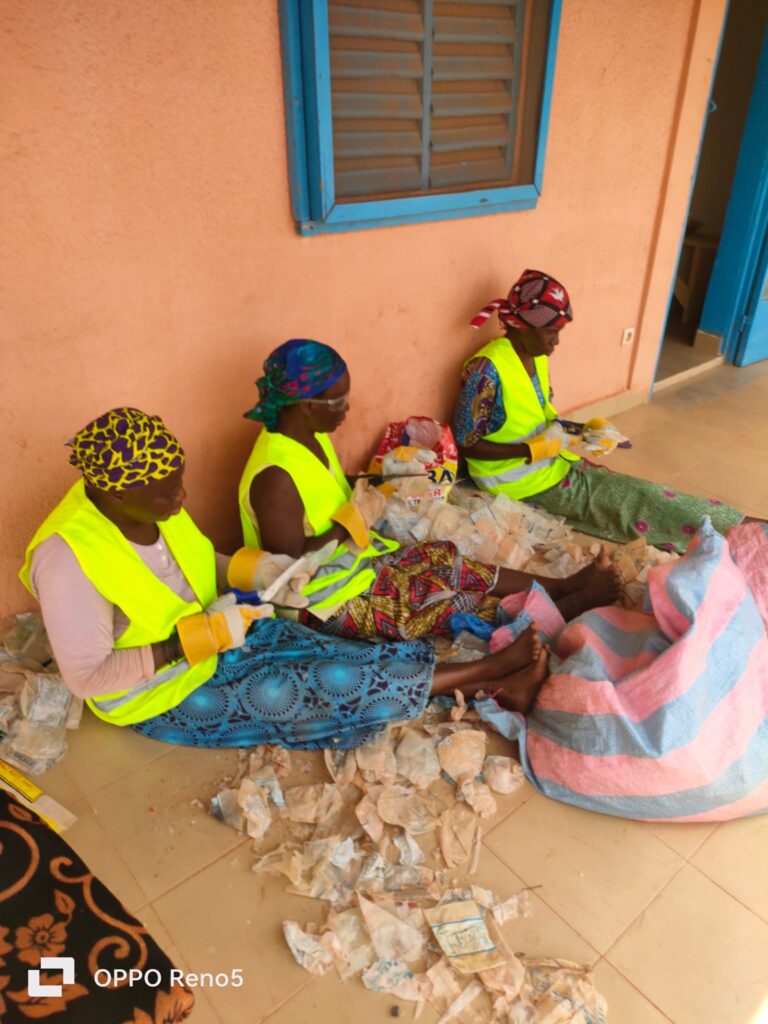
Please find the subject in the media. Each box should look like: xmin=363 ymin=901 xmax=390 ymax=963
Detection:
xmin=477 ymin=519 xmax=768 ymax=821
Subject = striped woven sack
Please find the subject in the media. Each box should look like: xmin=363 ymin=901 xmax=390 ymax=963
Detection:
xmin=477 ymin=519 xmax=768 ymax=821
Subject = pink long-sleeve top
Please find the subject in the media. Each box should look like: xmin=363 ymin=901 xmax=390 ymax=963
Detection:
xmin=30 ymin=534 xmax=230 ymax=699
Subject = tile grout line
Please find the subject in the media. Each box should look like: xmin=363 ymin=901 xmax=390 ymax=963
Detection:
xmin=683 ymin=860 xmax=768 ymax=928
xmin=258 ymin=977 xmax=317 ymax=1023
xmin=594 ymin=956 xmax=676 ymax=1022
xmin=144 ymin=833 xmax=253 ymax=908
xmin=598 ymin=858 xmax=689 ymax=962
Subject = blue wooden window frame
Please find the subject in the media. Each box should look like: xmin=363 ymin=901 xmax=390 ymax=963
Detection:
xmin=280 ymin=0 xmax=563 ymax=235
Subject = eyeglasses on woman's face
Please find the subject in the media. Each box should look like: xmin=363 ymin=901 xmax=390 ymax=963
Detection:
xmin=303 ymin=392 xmax=350 ymax=412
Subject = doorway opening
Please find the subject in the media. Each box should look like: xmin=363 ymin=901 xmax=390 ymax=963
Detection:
xmin=655 ymin=0 xmax=767 ymax=385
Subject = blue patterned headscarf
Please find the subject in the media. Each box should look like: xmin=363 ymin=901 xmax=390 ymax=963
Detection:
xmin=244 ymin=339 xmax=348 ymax=429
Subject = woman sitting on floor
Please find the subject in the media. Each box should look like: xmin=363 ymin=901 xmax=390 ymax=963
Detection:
xmin=239 ymin=339 xmax=622 ymax=643
xmin=20 ymin=408 xmax=550 ymax=750
xmin=455 ymin=268 xmax=748 ymax=554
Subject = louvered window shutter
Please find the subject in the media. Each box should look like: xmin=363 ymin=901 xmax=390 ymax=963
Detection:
xmin=329 ymin=0 xmax=531 ymax=202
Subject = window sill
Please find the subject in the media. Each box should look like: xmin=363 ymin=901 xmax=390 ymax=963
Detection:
xmin=296 ymin=184 xmax=541 ymax=236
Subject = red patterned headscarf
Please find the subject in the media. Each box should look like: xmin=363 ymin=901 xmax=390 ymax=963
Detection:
xmin=470 ymin=269 xmax=573 ymax=330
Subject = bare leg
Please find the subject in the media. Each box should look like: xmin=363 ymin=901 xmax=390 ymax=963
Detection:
xmin=490 ymin=544 xmax=621 ymax=604
xmin=430 ymin=625 xmax=541 ymax=695
xmin=430 ymin=627 xmax=547 ymax=714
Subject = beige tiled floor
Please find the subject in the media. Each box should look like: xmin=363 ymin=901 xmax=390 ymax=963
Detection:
xmin=37 ymin=360 xmax=768 ymax=1023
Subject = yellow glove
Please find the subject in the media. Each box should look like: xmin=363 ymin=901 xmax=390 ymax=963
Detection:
xmin=584 ymin=417 xmax=610 ymax=430
xmin=526 ymin=434 xmax=562 ymax=463
xmin=331 ymin=501 xmax=370 ymax=549
xmin=176 ymin=594 xmax=274 ymax=666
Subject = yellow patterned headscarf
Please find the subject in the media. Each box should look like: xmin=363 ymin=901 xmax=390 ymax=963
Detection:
xmin=66 ymin=408 xmax=185 ymax=492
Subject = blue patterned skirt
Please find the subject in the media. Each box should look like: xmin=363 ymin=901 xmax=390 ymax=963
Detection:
xmin=131 ymin=618 xmax=435 ymax=749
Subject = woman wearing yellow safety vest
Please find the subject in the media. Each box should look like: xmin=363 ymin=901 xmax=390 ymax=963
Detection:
xmin=21 ymin=408 xmax=557 ymax=743
xmin=456 ymin=269 xmax=747 ymax=555
xmin=239 ymin=340 xmax=622 ymax=644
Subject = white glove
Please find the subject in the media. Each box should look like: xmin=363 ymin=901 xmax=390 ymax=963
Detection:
xmin=227 ymin=542 xmax=340 ymax=608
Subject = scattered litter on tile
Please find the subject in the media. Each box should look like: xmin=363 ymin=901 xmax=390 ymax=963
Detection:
xmin=378 ymin=785 xmax=441 ymax=835
xmin=425 ymin=898 xmax=507 ymax=974
xmin=282 ymin=921 xmax=337 ymax=975
xmin=378 ymin=483 xmax=677 ymax=613
xmin=355 ymin=790 xmax=385 ymax=843
xmin=328 ymin=906 xmax=376 ymax=977
xmin=483 ymin=755 xmax=525 ymax=795
xmin=457 ymin=778 xmax=497 ymax=819
xmin=0 ymin=613 xmax=82 ymax=774
xmin=359 ymin=895 xmax=427 ymax=963
xmin=517 ymin=959 xmax=607 ymax=1022
xmin=396 ymin=727 xmax=442 ymax=789
xmin=439 ymin=803 xmax=479 ymax=869
xmin=361 ymin=959 xmax=430 ymax=1002
xmin=437 ymin=729 xmax=487 ymax=784
xmin=356 ymin=728 xmax=398 ymax=782
xmin=207 ymin=698 xmax=605 ymax=1021
xmin=394 ymin=832 xmax=425 ymax=866
xmin=237 ymin=778 xmax=273 ymax=840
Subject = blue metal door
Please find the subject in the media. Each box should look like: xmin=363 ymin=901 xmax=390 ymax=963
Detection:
xmin=736 ymin=233 xmax=768 ymax=365
xmin=699 ymin=27 xmax=768 ymax=365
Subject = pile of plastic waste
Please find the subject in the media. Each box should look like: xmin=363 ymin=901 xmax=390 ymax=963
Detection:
xmin=377 ymin=482 xmax=676 ymax=607
xmin=209 ymin=700 xmax=607 ymax=1022
xmin=0 ymin=613 xmax=82 ymax=774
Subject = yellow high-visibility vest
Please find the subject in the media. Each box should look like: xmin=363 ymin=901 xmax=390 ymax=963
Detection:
xmin=20 ymin=480 xmax=218 ymax=726
xmin=463 ymin=337 xmax=579 ymax=499
xmin=238 ymin=430 xmax=398 ymax=610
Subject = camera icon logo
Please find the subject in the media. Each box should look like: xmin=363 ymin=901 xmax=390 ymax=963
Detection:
xmin=27 ymin=956 xmax=76 ymax=997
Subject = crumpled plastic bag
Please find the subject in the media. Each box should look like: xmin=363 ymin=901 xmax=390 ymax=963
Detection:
xmin=282 ymin=922 xmax=338 ymax=975
xmin=362 ymin=959 xmax=432 ymax=1001
xmin=425 ymin=899 xmax=507 ymax=975
xmin=284 ymin=783 xmax=343 ymax=826
xmin=437 ymin=730 xmax=487 ymax=783
xmin=439 ymin=803 xmax=479 ymax=868
xmin=483 ymin=755 xmax=525 ymax=795
xmin=457 ymin=778 xmax=497 ymax=819
xmin=237 ymin=780 xmax=272 ymax=841
xmin=327 ymin=907 xmax=376 ymax=977
xmin=378 ymin=786 xmax=441 ymax=835
xmin=518 ymin=958 xmax=607 ymax=1023
xmin=356 ymin=729 xmax=398 ymax=782
xmin=395 ymin=728 xmax=441 ymax=789
xmin=394 ymin=832 xmax=425 ymax=866
xmin=358 ymin=895 xmax=427 ymax=963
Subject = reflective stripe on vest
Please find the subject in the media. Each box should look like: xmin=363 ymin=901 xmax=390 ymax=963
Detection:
xmin=463 ymin=337 xmax=578 ymax=500
xmin=238 ymin=430 xmax=398 ymax=610
xmin=20 ymin=480 xmax=218 ymax=726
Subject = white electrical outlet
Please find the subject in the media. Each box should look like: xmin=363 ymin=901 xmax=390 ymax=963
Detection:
xmin=621 ymin=326 xmax=635 ymax=347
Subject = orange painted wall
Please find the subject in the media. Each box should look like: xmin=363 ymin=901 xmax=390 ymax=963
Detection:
xmin=0 ymin=0 xmax=726 ymax=614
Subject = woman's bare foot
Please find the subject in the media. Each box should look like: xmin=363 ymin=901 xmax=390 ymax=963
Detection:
xmin=485 ymin=624 xmax=541 ymax=675
xmin=493 ymin=646 xmax=548 ymax=713
xmin=555 ymin=557 xmax=623 ymax=620
xmin=558 ymin=545 xmax=613 ymax=593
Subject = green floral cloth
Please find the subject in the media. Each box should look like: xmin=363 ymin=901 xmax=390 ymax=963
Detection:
xmin=527 ymin=461 xmax=743 ymax=553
